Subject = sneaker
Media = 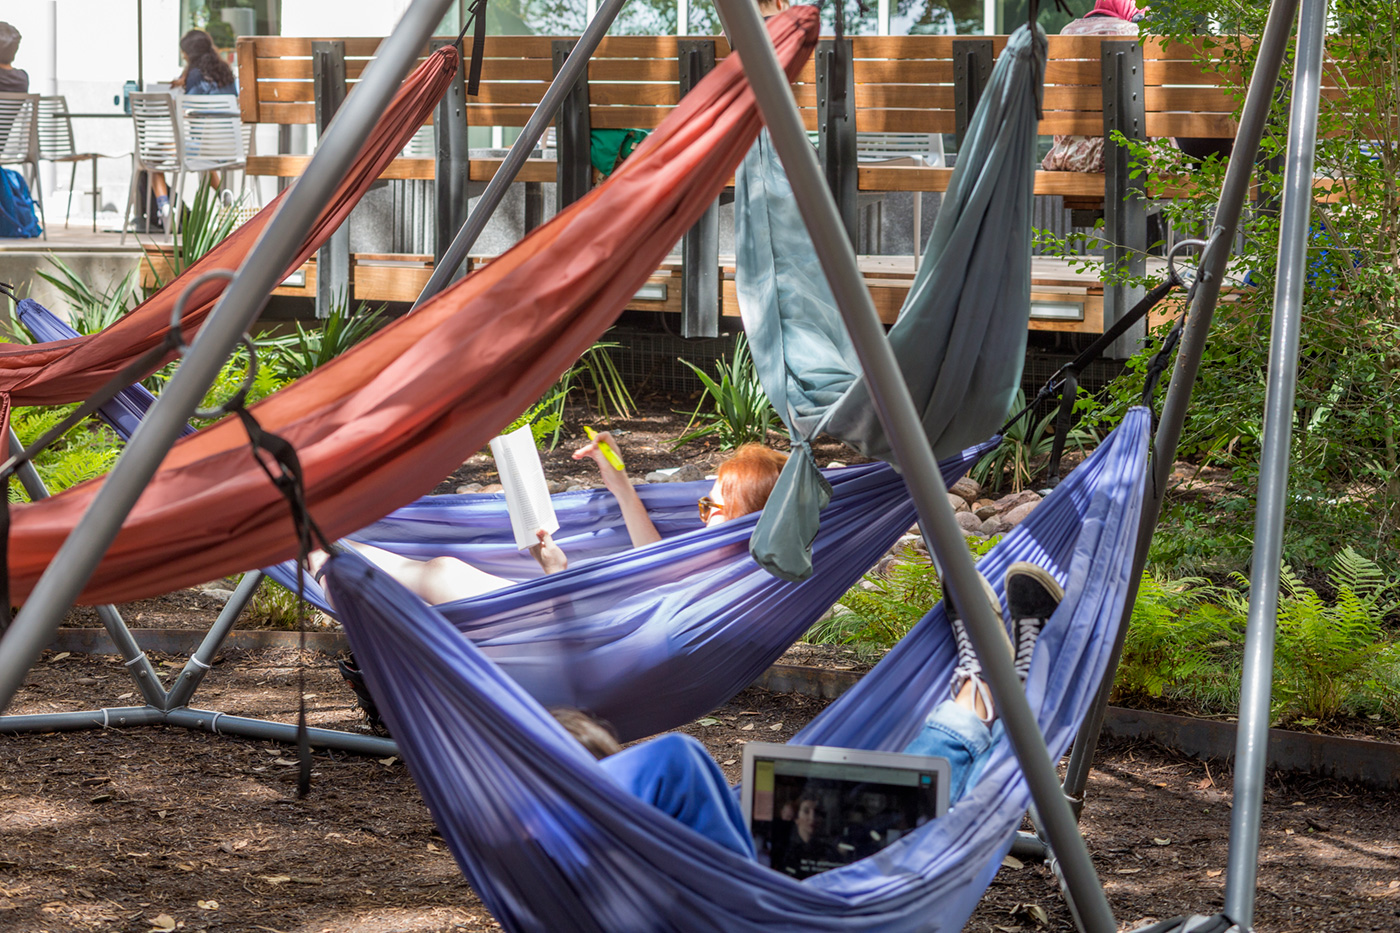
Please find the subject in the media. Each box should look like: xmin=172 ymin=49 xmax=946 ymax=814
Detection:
xmin=945 ymin=573 xmax=1009 ymax=724
xmin=1004 ymin=562 xmax=1064 ymax=684
xmin=338 ymin=656 xmax=389 ymax=736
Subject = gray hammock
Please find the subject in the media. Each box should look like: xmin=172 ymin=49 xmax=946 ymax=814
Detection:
xmin=737 ymin=23 xmax=1046 ymax=580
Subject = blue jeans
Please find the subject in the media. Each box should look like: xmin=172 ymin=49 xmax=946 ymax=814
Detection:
xmin=609 ymin=704 xmax=995 ymax=856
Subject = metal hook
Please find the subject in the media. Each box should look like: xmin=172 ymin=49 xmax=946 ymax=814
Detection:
xmin=168 ymin=268 xmax=261 ymax=420
xmin=1166 ymin=237 xmax=1208 ymax=289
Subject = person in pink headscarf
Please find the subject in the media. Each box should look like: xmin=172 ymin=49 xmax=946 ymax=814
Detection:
xmin=1041 ymin=0 xmax=1147 ymax=173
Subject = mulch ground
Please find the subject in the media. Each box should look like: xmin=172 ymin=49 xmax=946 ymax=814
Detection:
xmin=3 ymin=648 xmax=1400 ymax=933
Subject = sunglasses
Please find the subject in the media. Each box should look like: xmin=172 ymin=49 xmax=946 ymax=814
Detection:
xmin=698 ymin=496 xmax=725 ymax=523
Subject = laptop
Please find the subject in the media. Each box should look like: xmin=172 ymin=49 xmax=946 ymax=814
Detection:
xmin=741 ymin=742 xmax=951 ymax=880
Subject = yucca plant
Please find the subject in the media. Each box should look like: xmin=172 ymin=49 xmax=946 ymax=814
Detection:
xmin=266 ymin=297 xmax=387 ymax=381
xmin=674 ymin=334 xmax=776 ymax=450
xmin=532 ymin=341 xmax=635 ymax=448
xmin=971 ymin=389 xmax=1099 ymax=494
xmin=140 ymin=178 xmax=242 ymax=290
xmin=35 ymin=257 xmax=141 ymax=335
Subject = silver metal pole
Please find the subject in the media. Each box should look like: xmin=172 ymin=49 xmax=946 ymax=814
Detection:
xmin=1224 ymin=0 xmax=1326 ymax=924
xmin=0 ymin=0 xmax=457 ymax=716
xmin=165 ymin=569 xmax=266 ymax=709
xmin=1061 ymin=0 xmax=1304 ymax=801
xmin=411 ymin=0 xmax=630 ymax=309
xmin=710 ymin=4 xmax=1115 ymax=930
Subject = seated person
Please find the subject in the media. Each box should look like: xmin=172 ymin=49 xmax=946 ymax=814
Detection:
xmin=311 ymin=435 xmax=789 ymax=605
xmin=554 ymin=561 xmax=1064 ymax=867
xmin=1040 ymin=0 xmax=1146 ymax=173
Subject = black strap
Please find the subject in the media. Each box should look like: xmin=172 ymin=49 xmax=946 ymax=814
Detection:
xmin=1000 ymin=271 xmax=1181 ymax=436
xmin=231 ymin=406 xmax=332 ymax=797
xmin=456 ymin=0 xmax=488 ymax=97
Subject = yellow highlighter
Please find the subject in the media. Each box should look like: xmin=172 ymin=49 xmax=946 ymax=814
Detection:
xmin=584 ymin=426 xmax=625 ymax=471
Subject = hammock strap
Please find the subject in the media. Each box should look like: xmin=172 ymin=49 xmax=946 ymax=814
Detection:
xmin=455 ymin=0 xmax=488 ymax=97
xmin=231 ymin=402 xmax=333 ymax=797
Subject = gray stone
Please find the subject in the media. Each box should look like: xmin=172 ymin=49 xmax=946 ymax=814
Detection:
xmin=955 ymin=511 xmax=984 ymax=534
xmin=479 ymin=483 xmax=504 ymax=494
xmin=826 ymin=460 xmax=848 ymax=470
xmin=949 ymin=476 xmax=981 ymax=502
xmin=893 ymin=533 xmax=921 ymax=553
xmin=993 ymin=490 xmax=1042 ymax=514
xmin=978 ymin=517 xmax=1012 ymax=537
xmin=947 ymin=493 xmax=969 ymax=513
xmin=974 ymin=504 xmax=1000 ymax=521
xmin=565 ymin=484 xmax=589 ymax=493
xmin=547 ymin=480 xmax=569 ymax=494
xmin=672 ymin=463 xmax=707 ymax=483
xmin=456 ymin=482 xmax=483 ymax=494
xmin=1003 ymin=501 xmax=1039 ymax=526
xmin=199 ymin=588 xmax=236 ymax=604
xmin=644 ymin=470 xmax=673 ymax=484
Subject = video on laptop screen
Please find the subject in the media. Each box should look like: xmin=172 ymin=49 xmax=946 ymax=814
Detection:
xmin=746 ymin=745 xmax=947 ymax=880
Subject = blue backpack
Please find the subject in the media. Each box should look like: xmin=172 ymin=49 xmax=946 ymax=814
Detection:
xmin=0 ymin=167 xmax=42 ymax=238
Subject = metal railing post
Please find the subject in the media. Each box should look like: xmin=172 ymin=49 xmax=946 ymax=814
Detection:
xmin=1224 ymin=0 xmax=1327 ymax=925
xmin=312 ymin=40 xmax=349 ymax=319
xmin=0 ymin=0 xmax=457 ymax=716
xmin=710 ymin=4 xmax=1116 ymax=930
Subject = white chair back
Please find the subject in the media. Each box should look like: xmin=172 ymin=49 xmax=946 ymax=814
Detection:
xmin=130 ymin=92 xmax=183 ymax=173
xmin=35 ymin=96 xmax=78 ymax=161
xmin=180 ymin=95 xmax=245 ymax=168
xmin=857 ymin=132 xmax=946 ymax=168
xmin=0 ymin=92 xmax=39 ymax=163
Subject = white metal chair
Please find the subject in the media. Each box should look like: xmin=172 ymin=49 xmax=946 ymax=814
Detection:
xmin=37 ymin=95 xmax=124 ymax=233
xmin=179 ymin=94 xmax=248 ymax=202
xmin=123 ymin=92 xmax=182 ymax=243
xmin=0 ymin=92 xmax=45 ymax=239
xmin=857 ymin=132 xmax=947 ymax=262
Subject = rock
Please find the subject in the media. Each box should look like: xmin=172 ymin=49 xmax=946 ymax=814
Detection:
xmin=547 ymin=480 xmax=569 ymax=494
xmin=972 ymin=498 xmax=996 ymax=513
xmin=893 ymin=533 xmax=921 ymax=553
xmin=876 ymin=557 xmax=905 ymax=577
xmin=672 ymin=463 xmax=706 ymax=483
xmin=456 ymin=482 xmax=483 ymax=494
xmin=858 ymin=579 xmax=881 ymax=592
xmin=974 ymin=504 xmax=1000 ymax=521
xmin=949 ymin=476 xmax=981 ymax=502
xmin=907 ymin=524 xmax=921 ymax=536
xmin=200 ymin=588 xmax=236 ymax=604
xmin=826 ymin=460 xmax=847 ymax=470
xmin=644 ymin=470 xmax=673 ymax=483
xmin=819 ymin=602 xmax=853 ymax=623
xmin=978 ymin=516 xmax=1012 ymax=537
xmin=955 ymin=511 xmax=983 ymax=534
xmin=1003 ymin=501 xmax=1039 ymax=526
xmin=565 ymin=484 xmax=589 ymax=493
xmin=479 ymin=483 xmax=504 ymax=494
xmin=947 ymin=493 xmax=969 ymax=513
xmin=993 ymin=490 xmax=1042 ymax=514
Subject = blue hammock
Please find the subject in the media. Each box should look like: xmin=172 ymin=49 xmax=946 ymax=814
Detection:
xmin=19 ymin=298 xmax=987 ymax=739
xmin=739 ymin=23 xmax=1045 ymax=581
xmin=323 ymin=407 xmax=1150 ymax=933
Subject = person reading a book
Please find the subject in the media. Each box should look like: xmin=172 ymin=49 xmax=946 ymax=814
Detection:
xmin=550 ymin=562 xmax=1064 ymax=864
xmin=308 ymin=434 xmax=789 ymax=605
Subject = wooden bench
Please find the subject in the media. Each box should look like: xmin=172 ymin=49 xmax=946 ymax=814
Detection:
xmin=234 ymin=32 xmax=1249 ymax=337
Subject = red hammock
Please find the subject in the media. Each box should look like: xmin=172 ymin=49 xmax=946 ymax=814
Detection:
xmin=0 ymin=46 xmax=458 ymax=408
xmin=8 ymin=9 xmax=820 ymax=606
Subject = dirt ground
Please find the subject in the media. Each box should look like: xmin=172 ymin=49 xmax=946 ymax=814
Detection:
xmin=3 ymin=647 xmax=1400 ymax=933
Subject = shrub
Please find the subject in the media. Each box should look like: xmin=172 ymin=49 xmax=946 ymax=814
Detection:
xmin=675 ymin=334 xmax=776 ymax=450
xmin=971 ymin=389 xmax=1098 ymax=494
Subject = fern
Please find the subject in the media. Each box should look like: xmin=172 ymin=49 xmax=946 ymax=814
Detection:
xmin=8 ymin=406 xmax=122 ymax=502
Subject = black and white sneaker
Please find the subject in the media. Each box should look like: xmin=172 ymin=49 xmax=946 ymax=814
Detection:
xmin=945 ymin=573 xmax=1008 ymax=724
xmin=1004 ymin=562 xmax=1064 ymax=684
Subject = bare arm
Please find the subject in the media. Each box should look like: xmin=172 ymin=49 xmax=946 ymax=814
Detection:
xmin=573 ymin=431 xmax=662 ymax=548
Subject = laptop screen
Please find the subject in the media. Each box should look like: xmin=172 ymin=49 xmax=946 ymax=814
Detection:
xmin=741 ymin=742 xmax=950 ymax=880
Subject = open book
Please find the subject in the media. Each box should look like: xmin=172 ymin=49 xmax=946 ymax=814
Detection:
xmin=488 ymin=425 xmax=560 ymax=550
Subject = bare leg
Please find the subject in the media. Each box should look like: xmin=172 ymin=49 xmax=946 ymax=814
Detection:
xmin=311 ymin=541 xmax=514 ymax=605
xmin=151 ymin=174 xmax=169 ymax=198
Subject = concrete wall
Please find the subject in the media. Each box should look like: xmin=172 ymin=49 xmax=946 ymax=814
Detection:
xmin=2 ymin=252 xmax=144 ymax=324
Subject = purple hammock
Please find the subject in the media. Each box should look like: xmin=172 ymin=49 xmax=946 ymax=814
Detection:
xmin=18 ymin=299 xmax=988 ymax=739
xmin=323 ymin=406 xmax=1152 ymax=933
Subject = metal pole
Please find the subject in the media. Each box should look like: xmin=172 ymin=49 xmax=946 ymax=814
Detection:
xmin=711 ymin=4 xmax=1116 ymax=930
xmin=1224 ymin=0 xmax=1326 ymax=925
xmin=0 ymin=0 xmax=457 ymax=716
xmin=136 ymin=0 xmax=144 ymax=90
xmin=410 ymin=0 xmax=629 ymax=310
xmin=1061 ymin=0 xmax=1304 ymax=803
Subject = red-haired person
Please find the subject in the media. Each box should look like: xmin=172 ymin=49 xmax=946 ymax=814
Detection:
xmin=308 ymin=434 xmax=788 ymax=604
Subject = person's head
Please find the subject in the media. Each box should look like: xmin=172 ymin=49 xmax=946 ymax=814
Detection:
xmin=755 ymin=0 xmax=791 ymax=17
xmin=793 ymin=790 xmax=824 ymax=842
xmin=179 ymin=28 xmax=236 ymax=88
xmin=0 ymin=23 xmax=21 ymax=67
xmin=1089 ymin=0 xmax=1146 ymax=23
xmin=550 ymin=707 xmax=622 ymax=760
xmin=698 ymin=444 xmax=788 ymax=526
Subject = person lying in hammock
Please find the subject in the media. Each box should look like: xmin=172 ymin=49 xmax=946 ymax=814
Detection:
xmin=552 ymin=561 xmax=1064 ymax=869
xmin=310 ymin=433 xmax=789 ymax=605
